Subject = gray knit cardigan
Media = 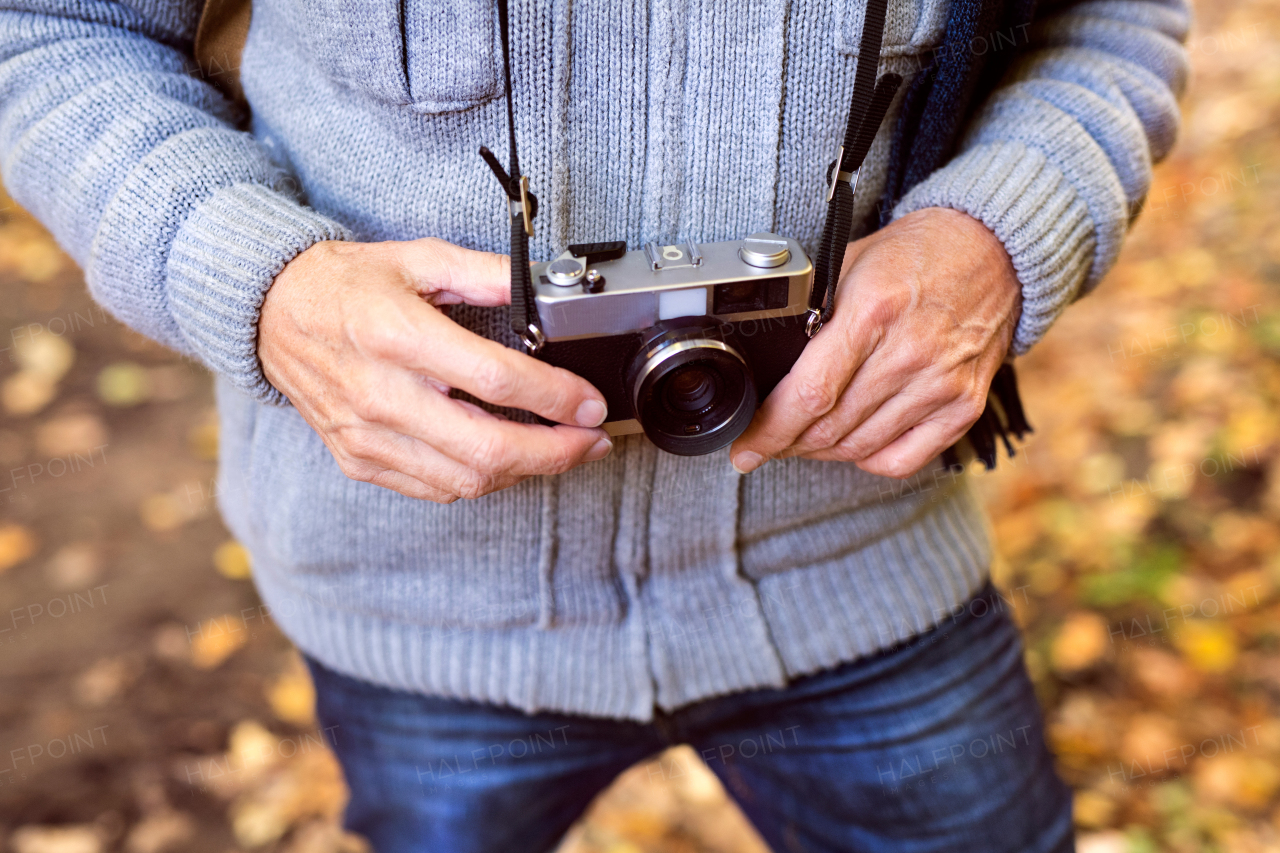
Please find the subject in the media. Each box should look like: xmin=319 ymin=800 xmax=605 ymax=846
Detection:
xmin=0 ymin=0 xmax=1189 ymax=719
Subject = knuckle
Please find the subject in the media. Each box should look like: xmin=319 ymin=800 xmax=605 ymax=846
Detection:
xmin=470 ymin=357 xmax=518 ymax=403
xmin=793 ymin=373 xmax=838 ymax=416
xmin=340 ymin=428 xmax=381 ymax=462
xmin=955 ymin=390 xmax=988 ymax=426
xmin=348 ymin=386 xmax=388 ymax=423
xmin=335 ymin=455 xmax=376 ymax=484
xmin=545 ymin=440 xmax=578 ymax=473
xmin=465 ymin=431 xmax=510 ymax=474
xmin=831 ymin=436 xmax=866 ymax=462
xmin=806 ymin=418 xmax=843 ymax=450
xmin=454 ymin=470 xmax=495 ymax=500
xmin=860 ymin=293 xmax=901 ymax=329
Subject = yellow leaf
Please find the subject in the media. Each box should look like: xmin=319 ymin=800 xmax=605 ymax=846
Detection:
xmin=214 ymin=540 xmax=252 ymax=580
xmin=1073 ymin=790 xmax=1116 ymax=829
xmin=267 ymin=657 xmax=317 ymax=728
xmin=1196 ymin=753 xmax=1280 ymax=810
xmin=188 ymin=419 xmax=219 ymax=461
xmin=190 ymin=616 xmax=248 ymax=669
xmin=139 ymin=494 xmax=184 ymax=533
xmin=0 ymin=523 xmax=38 ymax=573
xmin=1175 ymin=620 xmax=1238 ymax=673
xmin=96 ymin=361 xmax=151 ymax=407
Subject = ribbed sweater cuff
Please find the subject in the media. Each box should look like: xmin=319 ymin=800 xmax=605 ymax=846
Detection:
xmin=893 ymin=141 xmax=1096 ymax=355
xmin=167 ymin=184 xmax=352 ymax=405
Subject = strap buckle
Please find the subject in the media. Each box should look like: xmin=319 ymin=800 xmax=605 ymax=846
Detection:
xmin=825 ymin=144 xmax=858 ymax=204
xmin=509 ymin=175 xmax=535 ymax=238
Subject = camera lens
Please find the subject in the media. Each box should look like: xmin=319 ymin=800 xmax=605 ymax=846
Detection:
xmin=664 ymin=365 xmax=719 ymax=413
xmin=627 ymin=320 xmax=757 ymax=456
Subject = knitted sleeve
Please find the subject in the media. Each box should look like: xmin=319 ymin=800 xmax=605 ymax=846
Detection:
xmin=892 ymin=0 xmax=1191 ymax=354
xmin=0 ymin=1 xmax=350 ymax=405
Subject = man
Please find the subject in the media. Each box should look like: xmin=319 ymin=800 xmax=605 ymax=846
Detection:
xmin=0 ymin=0 xmax=1188 ymax=849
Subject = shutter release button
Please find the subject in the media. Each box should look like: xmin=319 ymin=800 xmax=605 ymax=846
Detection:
xmin=739 ymin=234 xmax=790 ymax=268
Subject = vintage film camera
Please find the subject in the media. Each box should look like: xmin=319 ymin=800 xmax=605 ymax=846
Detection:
xmin=527 ymin=236 xmax=814 ymax=455
xmin=478 ymin=0 xmax=942 ymax=459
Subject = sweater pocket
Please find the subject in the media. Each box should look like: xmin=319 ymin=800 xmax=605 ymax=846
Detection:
xmin=837 ymin=0 xmax=947 ymax=57
xmin=289 ymin=0 xmax=501 ymax=112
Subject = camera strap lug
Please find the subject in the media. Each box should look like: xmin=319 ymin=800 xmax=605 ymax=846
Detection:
xmin=519 ymin=322 xmax=546 ymax=354
xmin=804 ymin=308 xmax=823 ymax=338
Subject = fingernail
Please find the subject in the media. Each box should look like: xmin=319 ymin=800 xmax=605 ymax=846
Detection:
xmin=585 ymin=437 xmax=613 ymax=462
xmin=575 ymin=399 xmax=608 ymax=428
xmin=732 ymin=451 xmax=764 ymax=474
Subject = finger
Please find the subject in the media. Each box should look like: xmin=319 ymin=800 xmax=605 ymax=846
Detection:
xmin=363 ymin=366 xmax=613 ymax=478
xmin=360 ymin=292 xmax=609 ymax=428
xmin=728 ymin=318 xmax=878 ymax=473
xmin=804 ymin=395 xmax=978 ymax=476
xmin=331 ymin=424 xmax=524 ymax=501
xmin=837 ymin=385 xmax=984 ymax=465
xmin=785 ymin=350 xmax=912 ymax=456
xmin=799 ymin=389 xmax=936 ymax=464
xmin=857 ymin=419 xmax=963 ymax=480
xmin=395 ymin=238 xmax=513 ymax=306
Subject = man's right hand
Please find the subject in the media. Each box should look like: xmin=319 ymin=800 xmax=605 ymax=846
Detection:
xmin=257 ymin=238 xmax=612 ymax=504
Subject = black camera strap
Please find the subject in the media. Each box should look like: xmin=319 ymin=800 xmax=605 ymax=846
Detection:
xmin=480 ymin=0 xmax=543 ymax=351
xmin=808 ymin=0 xmax=900 ymax=336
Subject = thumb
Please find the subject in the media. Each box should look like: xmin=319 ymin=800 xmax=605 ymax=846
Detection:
xmin=396 ymin=237 xmax=514 ymax=307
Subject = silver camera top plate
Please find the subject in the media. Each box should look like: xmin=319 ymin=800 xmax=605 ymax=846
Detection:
xmin=531 ymin=233 xmax=813 ymax=341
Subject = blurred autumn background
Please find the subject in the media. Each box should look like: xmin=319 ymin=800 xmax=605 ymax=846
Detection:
xmin=0 ymin=0 xmax=1276 ymax=850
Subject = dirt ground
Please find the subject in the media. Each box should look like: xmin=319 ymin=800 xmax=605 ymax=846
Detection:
xmin=1 ymin=0 xmax=1278 ymax=850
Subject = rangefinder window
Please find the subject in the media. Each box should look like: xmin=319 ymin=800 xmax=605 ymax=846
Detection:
xmin=713 ymin=277 xmax=790 ymax=314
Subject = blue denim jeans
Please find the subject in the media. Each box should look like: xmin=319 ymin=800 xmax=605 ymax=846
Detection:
xmin=306 ymin=583 xmax=1073 ymax=853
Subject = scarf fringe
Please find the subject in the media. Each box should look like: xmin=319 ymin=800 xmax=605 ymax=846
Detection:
xmin=941 ymin=361 xmax=1032 ymax=472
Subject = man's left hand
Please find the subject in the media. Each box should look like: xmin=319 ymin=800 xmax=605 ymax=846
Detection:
xmin=729 ymin=207 xmax=1023 ymax=479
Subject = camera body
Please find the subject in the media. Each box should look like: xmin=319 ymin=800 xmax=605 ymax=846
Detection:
xmin=530 ymin=233 xmax=814 ymax=455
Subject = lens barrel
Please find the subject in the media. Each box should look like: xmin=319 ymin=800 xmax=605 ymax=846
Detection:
xmin=627 ymin=319 xmax=756 ymax=456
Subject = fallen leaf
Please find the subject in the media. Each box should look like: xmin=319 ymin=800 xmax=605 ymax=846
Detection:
xmin=214 ymin=540 xmax=252 ymax=580
xmin=190 ymin=617 xmax=248 ymax=669
xmin=1127 ymin=647 xmax=1199 ymax=698
xmin=73 ymin=657 xmax=137 ymax=708
xmin=44 ymin=542 xmax=102 ymax=590
xmin=1175 ymin=620 xmax=1238 ymax=673
xmin=139 ymin=487 xmax=205 ymax=533
xmin=1119 ymin=713 xmax=1183 ymax=772
xmin=1051 ymin=611 xmax=1111 ymax=674
xmin=1075 ymin=831 xmax=1128 ymax=853
xmin=1074 ymin=790 xmax=1117 ymax=829
xmin=96 ymin=361 xmax=151 ymax=407
xmin=0 ymin=523 xmax=38 ymax=573
xmin=9 ymin=825 xmax=103 ymax=853
xmin=15 ymin=332 xmax=74 ymax=381
xmin=123 ymin=810 xmax=194 ymax=853
xmin=151 ymin=623 xmax=191 ymax=664
xmin=1196 ymin=752 xmax=1280 ymax=810
xmin=188 ymin=418 xmax=219 ymax=461
xmin=2 ymin=370 xmax=57 ymax=416
xmin=35 ymin=413 xmax=108 ymax=458
xmin=267 ymin=654 xmax=317 ymax=727
xmin=282 ymin=821 xmax=371 ymax=853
